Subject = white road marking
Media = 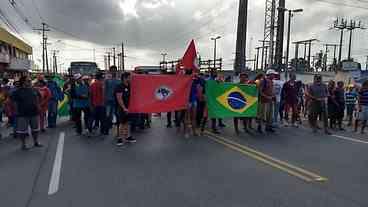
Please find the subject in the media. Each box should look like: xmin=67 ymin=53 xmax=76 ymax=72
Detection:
xmin=48 ymin=132 xmax=65 ymax=195
xmin=331 ymin=134 xmax=368 ymax=144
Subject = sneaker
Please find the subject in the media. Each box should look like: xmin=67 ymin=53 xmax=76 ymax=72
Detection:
xmin=21 ymin=145 xmax=30 ymax=151
xmin=34 ymin=143 xmax=44 ymax=148
xmin=325 ymin=131 xmax=332 ymax=135
xmin=266 ymin=128 xmax=275 ymax=133
xmin=126 ymin=136 xmax=137 ymax=143
xmin=212 ymin=129 xmax=221 ymax=134
xmin=293 ymin=123 xmax=299 ymax=128
xmin=116 ymin=138 xmax=125 ymax=147
xmin=219 ymin=123 xmax=226 ymax=128
xmin=166 ymin=124 xmax=172 ymax=128
xmin=257 ymin=126 xmax=264 ymax=134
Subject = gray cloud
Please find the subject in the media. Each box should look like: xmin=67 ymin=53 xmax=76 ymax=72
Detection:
xmin=1 ymin=0 xmax=368 ymax=70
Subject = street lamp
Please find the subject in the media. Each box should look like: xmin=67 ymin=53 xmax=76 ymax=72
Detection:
xmin=211 ymin=36 xmax=221 ymax=71
xmin=280 ymin=8 xmax=303 ymax=80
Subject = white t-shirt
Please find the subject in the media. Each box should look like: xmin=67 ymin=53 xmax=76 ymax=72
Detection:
xmin=273 ymin=80 xmax=284 ymax=103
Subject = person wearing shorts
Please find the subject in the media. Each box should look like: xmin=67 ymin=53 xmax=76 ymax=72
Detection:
xmin=11 ymin=76 xmax=43 ymax=150
xmin=356 ymin=80 xmax=368 ymax=134
xmin=115 ymin=72 xmax=136 ymax=146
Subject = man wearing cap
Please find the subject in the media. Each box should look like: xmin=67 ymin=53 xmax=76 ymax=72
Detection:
xmin=306 ymin=74 xmax=331 ymax=135
xmin=258 ymin=70 xmax=276 ymax=133
xmin=70 ymin=74 xmax=92 ymax=136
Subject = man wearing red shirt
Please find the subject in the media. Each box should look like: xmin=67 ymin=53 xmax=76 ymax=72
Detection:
xmin=282 ymin=73 xmax=299 ymax=127
xmin=36 ymin=80 xmax=51 ymax=132
xmin=90 ymin=73 xmax=108 ymax=135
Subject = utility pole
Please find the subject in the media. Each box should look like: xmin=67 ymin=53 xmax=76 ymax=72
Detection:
xmin=113 ymin=47 xmax=116 ymax=66
xmin=52 ymin=50 xmax=59 ymax=74
xmin=332 ymin=18 xmax=347 ymax=65
xmin=255 ymin=47 xmax=262 ymax=70
xmin=161 ymin=53 xmax=167 ymax=70
xmin=121 ymin=42 xmax=125 ymax=71
xmin=211 ymin=36 xmax=221 ymax=71
xmin=33 ymin=22 xmax=50 ymax=73
xmin=107 ymin=52 xmax=111 ymax=69
xmin=275 ymin=0 xmax=286 ymax=71
xmin=259 ymin=40 xmax=269 ymax=70
xmin=346 ymin=20 xmax=365 ymax=61
xmin=234 ymin=0 xmax=248 ymax=73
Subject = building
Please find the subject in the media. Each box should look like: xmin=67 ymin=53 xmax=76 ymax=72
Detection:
xmin=0 ymin=26 xmax=32 ymax=74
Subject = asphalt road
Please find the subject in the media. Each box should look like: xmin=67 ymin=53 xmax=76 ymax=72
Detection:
xmin=1 ymin=117 xmax=368 ymax=207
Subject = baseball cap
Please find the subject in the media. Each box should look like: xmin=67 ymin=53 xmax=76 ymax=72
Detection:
xmin=266 ymin=69 xmax=277 ymax=75
xmin=73 ymin=73 xmax=82 ymax=80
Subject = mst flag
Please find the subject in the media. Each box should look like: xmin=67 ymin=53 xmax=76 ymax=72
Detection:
xmin=129 ymin=74 xmax=193 ymax=113
xmin=206 ymin=80 xmax=258 ymax=118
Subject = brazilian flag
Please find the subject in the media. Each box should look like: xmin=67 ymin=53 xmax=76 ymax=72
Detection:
xmin=53 ymin=75 xmax=69 ymax=117
xmin=205 ymin=80 xmax=258 ymax=118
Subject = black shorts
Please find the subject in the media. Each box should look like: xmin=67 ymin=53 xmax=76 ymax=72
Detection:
xmin=117 ymin=110 xmax=130 ymax=124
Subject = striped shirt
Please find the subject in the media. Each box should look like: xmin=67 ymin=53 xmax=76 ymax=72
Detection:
xmin=359 ymin=89 xmax=368 ymax=106
xmin=345 ymin=91 xmax=357 ymax=105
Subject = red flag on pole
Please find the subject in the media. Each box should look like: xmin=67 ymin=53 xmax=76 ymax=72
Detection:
xmin=129 ymin=74 xmax=193 ymax=113
xmin=176 ymin=39 xmax=199 ymax=74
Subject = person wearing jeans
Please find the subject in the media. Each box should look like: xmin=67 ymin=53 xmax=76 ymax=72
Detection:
xmin=47 ymin=76 xmax=64 ymax=128
xmin=90 ymin=73 xmax=108 ymax=135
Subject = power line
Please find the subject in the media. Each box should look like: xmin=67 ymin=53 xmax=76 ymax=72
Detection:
xmin=31 ymin=0 xmax=44 ymax=21
xmin=315 ymin=0 xmax=368 ymax=10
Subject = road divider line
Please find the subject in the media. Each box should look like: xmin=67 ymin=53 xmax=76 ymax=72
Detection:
xmin=48 ymin=132 xmax=65 ymax=195
xmin=205 ymin=131 xmax=327 ymax=183
xmin=331 ymin=135 xmax=368 ymax=144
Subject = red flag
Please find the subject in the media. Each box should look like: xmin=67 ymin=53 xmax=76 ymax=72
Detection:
xmin=129 ymin=74 xmax=193 ymax=113
xmin=176 ymin=39 xmax=199 ymax=74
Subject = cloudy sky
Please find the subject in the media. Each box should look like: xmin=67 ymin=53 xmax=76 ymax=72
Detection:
xmin=1 ymin=0 xmax=368 ymax=72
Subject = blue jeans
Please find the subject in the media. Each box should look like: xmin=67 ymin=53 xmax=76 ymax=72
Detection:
xmin=48 ymin=100 xmax=58 ymax=128
xmin=273 ymin=101 xmax=280 ymax=124
xmin=92 ymin=106 xmax=108 ymax=134
xmin=105 ymin=101 xmax=117 ymax=130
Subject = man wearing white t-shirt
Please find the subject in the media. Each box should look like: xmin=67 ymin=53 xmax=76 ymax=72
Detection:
xmin=272 ymin=72 xmax=284 ymax=127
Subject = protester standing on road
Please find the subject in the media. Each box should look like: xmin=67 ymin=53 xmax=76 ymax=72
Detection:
xmin=258 ymin=70 xmax=275 ymax=133
xmin=356 ymin=80 xmax=368 ymax=134
xmin=115 ymin=72 xmax=136 ymax=146
xmin=70 ymin=74 xmax=92 ymax=136
xmin=327 ymin=80 xmax=338 ymax=130
xmin=234 ymin=72 xmax=252 ymax=135
xmin=272 ymin=72 xmax=284 ymax=128
xmin=46 ymin=76 xmax=63 ymax=128
xmin=345 ymin=85 xmax=357 ymax=127
xmin=334 ymin=81 xmax=346 ymax=130
xmin=36 ymin=80 xmax=51 ymax=133
xmin=306 ymin=75 xmax=331 ymax=135
xmin=90 ymin=72 xmax=108 ymax=135
xmin=105 ymin=69 xmax=121 ymax=132
xmin=11 ymin=76 xmax=43 ymax=150
xmin=282 ymin=73 xmax=299 ymax=127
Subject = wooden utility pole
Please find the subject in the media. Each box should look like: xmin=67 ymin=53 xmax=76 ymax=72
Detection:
xmin=34 ymin=23 xmax=50 ymax=73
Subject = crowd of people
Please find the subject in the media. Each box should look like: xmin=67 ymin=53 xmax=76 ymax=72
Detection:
xmin=0 ymin=66 xmax=368 ymax=150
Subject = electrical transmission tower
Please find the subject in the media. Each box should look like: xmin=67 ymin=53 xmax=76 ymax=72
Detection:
xmin=263 ymin=0 xmax=278 ymax=68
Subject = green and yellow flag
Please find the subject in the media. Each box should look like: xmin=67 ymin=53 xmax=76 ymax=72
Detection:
xmin=53 ymin=75 xmax=69 ymax=117
xmin=205 ymin=80 xmax=258 ymax=118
